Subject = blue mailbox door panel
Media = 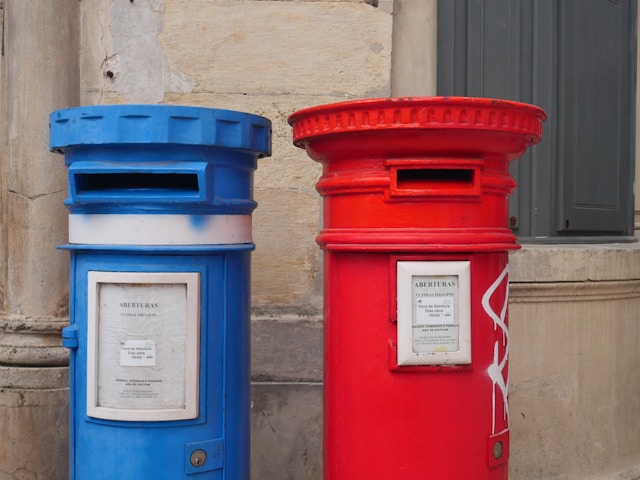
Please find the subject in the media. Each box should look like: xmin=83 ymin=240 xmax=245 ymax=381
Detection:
xmin=67 ymin=249 xmax=251 ymax=479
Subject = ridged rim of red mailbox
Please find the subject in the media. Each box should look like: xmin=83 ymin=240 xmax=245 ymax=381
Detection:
xmin=289 ymin=96 xmax=546 ymax=153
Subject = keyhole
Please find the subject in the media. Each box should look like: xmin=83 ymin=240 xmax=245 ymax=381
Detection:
xmin=493 ymin=441 xmax=503 ymax=459
xmin=190 ymin=449 xmax=207 ymax=467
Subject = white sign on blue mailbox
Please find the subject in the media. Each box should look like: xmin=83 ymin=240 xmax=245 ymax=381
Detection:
xmin=86 ymin=271 xmax=201 ymax=422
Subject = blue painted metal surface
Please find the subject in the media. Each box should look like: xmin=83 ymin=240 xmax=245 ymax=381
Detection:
xmin=50 ymin=105 xmax=271 ymax=479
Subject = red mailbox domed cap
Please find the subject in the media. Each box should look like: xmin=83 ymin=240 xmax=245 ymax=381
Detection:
xmin=289 ymin=97 xmax=546 ymax=252
xmin=289 ymin=96 xmax=545 ymax=160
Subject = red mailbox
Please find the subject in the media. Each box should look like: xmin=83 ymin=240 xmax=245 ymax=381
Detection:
xmin=289 ymin=97 xmax=545 ymax=479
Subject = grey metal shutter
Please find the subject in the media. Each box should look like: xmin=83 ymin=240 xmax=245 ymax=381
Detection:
xmin=437 ymin=0 xmax=636 ymax=240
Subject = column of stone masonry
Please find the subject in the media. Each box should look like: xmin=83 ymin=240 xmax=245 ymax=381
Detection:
xmin=0 ymin=1 xmax=79 ymax=478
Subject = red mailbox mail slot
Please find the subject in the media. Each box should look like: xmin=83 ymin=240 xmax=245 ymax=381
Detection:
xmin=388 ymin=159 xmax=483 ymax=198
xmin=289 ymin=97 xmax=545 ymax=480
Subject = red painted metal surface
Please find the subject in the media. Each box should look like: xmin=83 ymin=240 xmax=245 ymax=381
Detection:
xmin=289 ymin=97 xmax=545 ymax=480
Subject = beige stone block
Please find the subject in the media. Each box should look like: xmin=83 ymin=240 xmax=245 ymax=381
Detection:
xmin=159 ymin=1 xmax=391 ymax=97
xmin=5 ymin=192 xmax=69 ymax=317
xmin=81 ymin=1 xmax=391 ymax=103
xmin=2 ymin=1 xmax=78 ymax=199
xmin=0 ymin=366 xmax=68 ymax=390
xmin=509 ymin=282 xmax=640 ymax=479
xmin=251 ymin=382 xmax=322 ymax=480
xmin=251 ymin=318 xmax=323 ymax=382
xmin=0 ymin=386 xmax=69 ymax=480
xmin=252 ymin=188 xmax=322 ymax=310
xmin=510 ymin=243 xmax=640 ymax=283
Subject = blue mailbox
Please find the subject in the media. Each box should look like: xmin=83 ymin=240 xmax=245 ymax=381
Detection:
xmin=50 ymin=105 xmax=271 ymax=479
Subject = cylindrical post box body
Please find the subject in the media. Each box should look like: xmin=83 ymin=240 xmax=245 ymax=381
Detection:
xmin=289 ymin=97 xmax=545 ymax=479
xmin=50 ymin=105 xmax=271 ymax=479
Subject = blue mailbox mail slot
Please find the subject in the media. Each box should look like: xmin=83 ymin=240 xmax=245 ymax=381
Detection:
xmin=50 ymin=105 xmax=271 ymax=480
xmin=69 ymin=161 xmax=211 ymax=203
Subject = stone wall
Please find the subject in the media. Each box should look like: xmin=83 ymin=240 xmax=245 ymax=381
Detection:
xmin=0 ymin=1 xmax=79 ymax=478
xmin=510 ymin=245 xmax=640 ymax=480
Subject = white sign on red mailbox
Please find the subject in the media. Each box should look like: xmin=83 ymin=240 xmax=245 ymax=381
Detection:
xmin=397 ymin=261 xmax=471 ymax=366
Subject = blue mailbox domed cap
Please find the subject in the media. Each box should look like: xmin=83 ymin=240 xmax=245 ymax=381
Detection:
xmin=49 ymin=104 xmax=271 ymax=157
xmin=49 ymin=105 xmax=271 ymax=216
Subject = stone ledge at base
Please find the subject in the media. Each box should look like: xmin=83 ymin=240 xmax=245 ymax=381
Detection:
xmin=0 ymin=315 xmax=69 ymax=367
xmin=510 ymin=243 xmax=640 ymax=283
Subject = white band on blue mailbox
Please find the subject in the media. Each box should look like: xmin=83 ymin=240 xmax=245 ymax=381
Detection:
xmin=69 ymin=214 xmax=252 ymax=245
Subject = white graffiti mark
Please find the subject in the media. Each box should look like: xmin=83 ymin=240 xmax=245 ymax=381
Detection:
xmin=482 ymin=265 xmax=510 ymax=435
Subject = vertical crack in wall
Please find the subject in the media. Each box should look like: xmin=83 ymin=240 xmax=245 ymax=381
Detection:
xmin=108 ymin=0 xmax=195 ymax=103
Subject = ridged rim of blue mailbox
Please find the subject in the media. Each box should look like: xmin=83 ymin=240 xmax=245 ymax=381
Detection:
xmin=49 ymin=104 xmax=271 ymax=156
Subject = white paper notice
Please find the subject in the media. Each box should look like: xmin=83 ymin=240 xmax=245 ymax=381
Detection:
xmin=412 ymin=275 xmax=459 ymax=353
xmin=415 ymin=296 xmax=455 ymax=326
xmin=120 ymin=340 xmax=157 ymax=367
xmin=97 ymin=282 xmax=188 ymax=411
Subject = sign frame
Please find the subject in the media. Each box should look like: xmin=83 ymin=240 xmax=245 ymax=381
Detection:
xmin=86 ymin=271 xmax=201 ymax=422
xmin=397 ymin=261 xmax=471 ymax=366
